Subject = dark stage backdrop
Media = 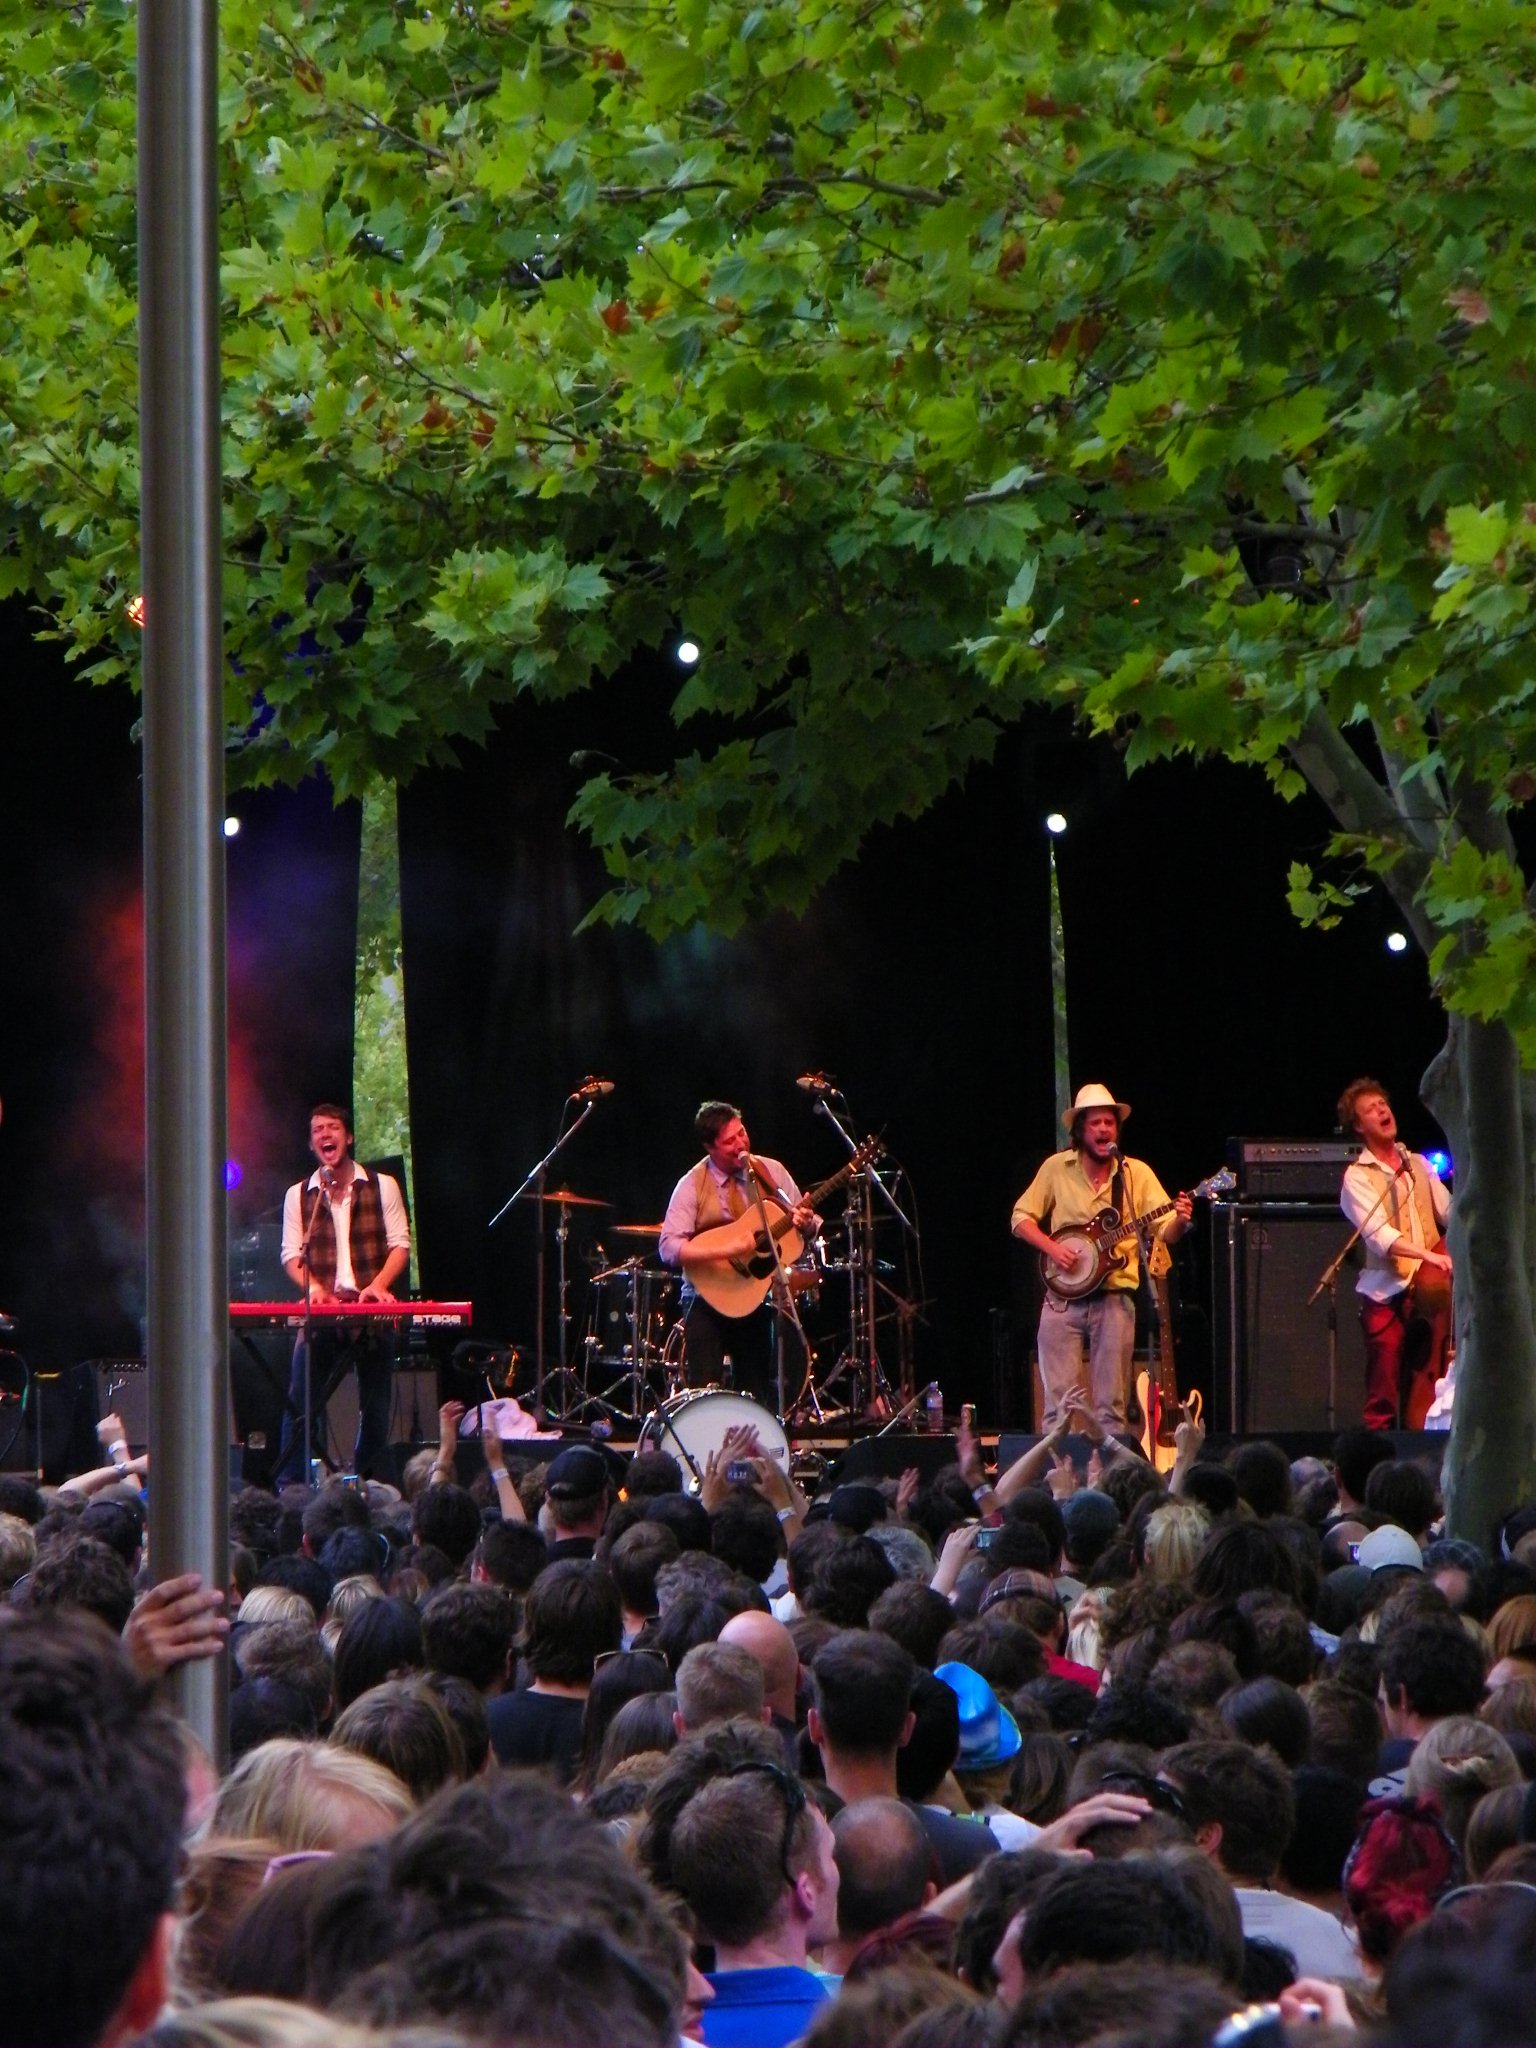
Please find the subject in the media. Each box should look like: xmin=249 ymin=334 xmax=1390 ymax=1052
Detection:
xmin=396 ymin=686 xmax=1449 ymax=1421
xmin=3 ymin=597 xmax=1448 ymax=1426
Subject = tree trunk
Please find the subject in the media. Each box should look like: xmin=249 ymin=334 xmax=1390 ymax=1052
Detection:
xmin=1423 ymin=1015 xmax=1536 ymax=1543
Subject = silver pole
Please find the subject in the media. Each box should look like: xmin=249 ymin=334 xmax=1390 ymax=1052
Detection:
xmin=1048 ymin=835 xmax=1070 ymax=1131
xmin=138 ymin=0 xmax=229 ymax=1755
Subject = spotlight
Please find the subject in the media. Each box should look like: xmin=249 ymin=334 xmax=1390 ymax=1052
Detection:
xmin=1425 ymin=1149 xmax=1453 ymax=1180
xmin=675 ymin=638 xmax=701 ymax=667
xmin=1385 ymin=931 xmax=1408 ymax=954
xmin=224 ymin=1159 xmax=243 ymax=1191
xmin=1045 ymin=812 xmax=1067 ymax=836
xmin=222 ymin=816 xmax=241 ymax=839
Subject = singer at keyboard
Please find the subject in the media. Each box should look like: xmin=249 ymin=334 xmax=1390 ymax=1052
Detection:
xmin=274 ymin=1103 xmax=411 ymax=1484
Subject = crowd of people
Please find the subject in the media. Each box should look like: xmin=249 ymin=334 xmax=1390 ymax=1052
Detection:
xmin=14 ymin=1398 xmax=1536 ymax=2048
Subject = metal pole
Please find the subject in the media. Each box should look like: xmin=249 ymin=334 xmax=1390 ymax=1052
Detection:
xmin=138 ymin=0 xmax=229 ymax=1755
xmin=1048 ymin=837 xmax=1071 ymax=1132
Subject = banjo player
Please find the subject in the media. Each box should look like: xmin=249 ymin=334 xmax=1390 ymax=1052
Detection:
xmin=1010 ymin=1082 xmax=1194 ymax=1437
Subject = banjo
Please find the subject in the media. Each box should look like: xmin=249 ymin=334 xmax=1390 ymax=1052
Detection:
xmin=1039 ymin=1165 xmax=1235 ymax=1302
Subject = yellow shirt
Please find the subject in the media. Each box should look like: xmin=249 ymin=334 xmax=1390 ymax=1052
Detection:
xmin=1011 ymin=1150 xmax=1175 ymax=1292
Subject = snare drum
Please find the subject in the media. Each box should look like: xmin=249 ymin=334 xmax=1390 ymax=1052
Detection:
xmin=638 ymin=1387 xmax=789 ymax=1487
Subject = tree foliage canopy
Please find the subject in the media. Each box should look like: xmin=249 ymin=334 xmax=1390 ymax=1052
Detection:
xmin=4 ymin=0 xmax=1536 ymax=1025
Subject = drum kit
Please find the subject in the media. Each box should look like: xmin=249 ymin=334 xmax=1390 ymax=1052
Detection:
xmin=489 ymin=1075 xmax=926 ymax=1453
xmin=513 ymin=1186 xmax=921 ymax=1445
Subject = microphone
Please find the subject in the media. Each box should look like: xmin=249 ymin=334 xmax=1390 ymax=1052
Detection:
xmin=796 ymin=1071 xmax=833 ymax=1094
xmin=1395 ymin=1143 xmax=1414 ymax=1178
xmin=570 ymin=1076 xmax=616 ymax=1099
xmin=319 ymin=1165 xmax=337 ymax=1194
xmin=1104 ymin=1142 xmax=1120 ymax=1156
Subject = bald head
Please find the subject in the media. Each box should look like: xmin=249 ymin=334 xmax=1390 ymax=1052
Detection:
xmin=831 ymin=1796 xmax=935 ymax=1939
xmin=719 ymin=1609 xmax=800 ymax=1722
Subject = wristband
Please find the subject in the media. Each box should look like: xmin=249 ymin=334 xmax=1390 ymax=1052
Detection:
xmin=776 ymin=1505 xmax=796 ymax=1524
xmin=971 ymin=1483 xmax=991 ymax=1504
xmin=109 ymin=1441 xmax=130 ymax=1464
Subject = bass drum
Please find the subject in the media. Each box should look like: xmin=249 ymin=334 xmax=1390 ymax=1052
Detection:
xmin=638 ymin=1387 xmax=790 ymax=1489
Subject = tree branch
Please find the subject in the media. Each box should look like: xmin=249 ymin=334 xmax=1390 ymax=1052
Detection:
xmin=1285 ymin=704 xmax=1437 ymax=950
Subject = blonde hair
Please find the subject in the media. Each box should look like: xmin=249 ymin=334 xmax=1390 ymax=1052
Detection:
xmin=1404 ymin=1714 xmax=1521 ymax=1849
xmin=1143 ymin=1500 xmax=1212 ymax=1582
xmin=208 ymin=1738 xmax=413 ymax=1851
xmin=1481 ymin=1675 xmax=1536 ymax=1740
xmin=0 ymin=1511 xmax=36 ymax=1591
xmin=236 ymin=1586 xmax=314 ymax=1629
xmin=134 ymin=1997 xmax=382 ymax=2048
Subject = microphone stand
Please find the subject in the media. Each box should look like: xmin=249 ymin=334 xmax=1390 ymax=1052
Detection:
xmin=641 ymin=1384 xmax=703 ymax=1489
xmin=295 ymin=1173 xmax=330 ymax=1482
xmin=810 ymin=1090 xmax=913 ymax=1411
xmin=1306 ymin=1156 xmax=1406 ymax=1431
xmin=487 ymin=1097 xmax=596 ymax=1418
xmin=747 ymin=1158 xmax=813 ymax=1421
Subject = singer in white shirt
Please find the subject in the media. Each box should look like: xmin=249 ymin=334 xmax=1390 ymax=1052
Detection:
xmin=275 ymin=1103 xmax=410 ymax=1482
xmin=1338 ymin=1078 xmax=1451 ymax=1430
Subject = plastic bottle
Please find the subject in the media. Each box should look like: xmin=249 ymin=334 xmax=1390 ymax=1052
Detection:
xmin=924 ymin=1382 xmax=944 ymax=1434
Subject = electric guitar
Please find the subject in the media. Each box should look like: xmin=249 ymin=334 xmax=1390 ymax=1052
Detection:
xmin=1135 ymin=1265 xmax=1203 ymax=1473
xmin=682 ymin=1137 xmax=884 ymax=1318
xmin=1039 ymin=1166 xmax=1235 ymax=1301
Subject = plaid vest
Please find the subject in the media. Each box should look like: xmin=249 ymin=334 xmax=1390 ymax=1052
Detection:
xmin=300 ymin=1170 xmax=390 ymax=1289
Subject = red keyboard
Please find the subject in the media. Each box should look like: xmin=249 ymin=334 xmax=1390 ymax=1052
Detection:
xmin=230 ymin=1301 xmax=472 ymax=1328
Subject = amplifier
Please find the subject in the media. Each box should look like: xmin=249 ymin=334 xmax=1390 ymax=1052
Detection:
xmin=1230 ymin=1138 xmax=1356 ymax=1202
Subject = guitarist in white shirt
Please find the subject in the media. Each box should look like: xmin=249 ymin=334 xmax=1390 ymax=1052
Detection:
xmin=1337 ymin=1076 xmax=1452 ymax=1430
xmin=659 ymin=1100 xmax=821 ymax=1405
xmin=1011 ymin=1083 xmax=1194 ymax=1438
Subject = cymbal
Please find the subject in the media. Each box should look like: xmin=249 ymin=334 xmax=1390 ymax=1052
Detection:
xmin=523 ymin=1188 xmax=612 ymax=1209
xmin=611 ymin=1222 xmax=663 ymax=1237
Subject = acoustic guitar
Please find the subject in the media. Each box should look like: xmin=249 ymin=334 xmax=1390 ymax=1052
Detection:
xmin=682 ymin=1137 xmax=883 ymax=1318
xmin=1039 ymin=1166 xmax=1235 ymax=1301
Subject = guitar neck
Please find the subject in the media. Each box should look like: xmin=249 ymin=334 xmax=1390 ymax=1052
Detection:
xmin=755 ymin=1154 xmax=858 ymax=1243
xmin=1105 ymin=1198 xmax=1176 ymax=1251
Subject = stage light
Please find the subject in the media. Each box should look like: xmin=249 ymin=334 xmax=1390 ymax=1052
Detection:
xmin=126 ymin=594 xmax=145 ymax=629
xmin=223 ymin=815 xmax=241 ymax=838
xmin=1425 ymin=1148 xmax=1453 ymax=1180
xmin=675 ymin=638 xmax=701 ymax=667
xmin=1045 ymin=812 xmax=1067 ymax=836
xmin=1386 ymin=930 xmax=1408 ymax=953
xmin=224 ymin=1159 xmax=243 ymax=1191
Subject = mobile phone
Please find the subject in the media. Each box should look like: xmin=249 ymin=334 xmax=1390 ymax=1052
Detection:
xmin=1347 ymin=1540 xmax=1362 ymax=1563
xmin=726 ymin=1460 xmax=754 ymax=1483
xmin=975 ymin=1525 xmax=998 ymax=1550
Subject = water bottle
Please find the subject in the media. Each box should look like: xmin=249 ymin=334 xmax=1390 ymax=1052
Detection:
xmin=924 ymin=1382 xmax=944 ymax=1435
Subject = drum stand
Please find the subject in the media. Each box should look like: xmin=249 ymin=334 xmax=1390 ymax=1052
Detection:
xmin=487 ymin=1098 xmax=600 ymax=1418
xmin=583 ymin=1256 xmax=668 ymax=1420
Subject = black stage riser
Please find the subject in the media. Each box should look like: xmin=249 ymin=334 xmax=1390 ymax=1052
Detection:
xmin=996 ymin=1429 xmax=1445 ymax=1474
xmin=830 ymin=1434 xmax=961 ymax=1485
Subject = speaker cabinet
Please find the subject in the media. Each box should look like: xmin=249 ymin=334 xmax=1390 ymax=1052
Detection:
xmin=0 ymin=1361 xmax=102 ymax=1482
xmin=93 ymin=1359 xmax=149 ymax=1448
xmin=1210 ymin=1203 xmax=1368 ymax=1434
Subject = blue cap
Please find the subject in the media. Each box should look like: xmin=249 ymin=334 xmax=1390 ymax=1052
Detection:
xmin=935 ymin=1660 xmax=1022 ymax=1770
